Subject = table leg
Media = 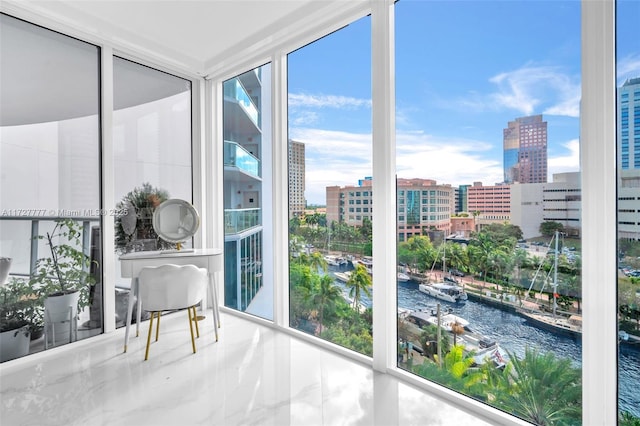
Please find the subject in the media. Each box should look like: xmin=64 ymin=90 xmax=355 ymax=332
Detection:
xmin=123 ymin=278 xmax=137 ymax=352
xmin=136 ymin=279 xmax=142 ymax=337
xmin=213 ymin=273 xmax=221 ymax=327
xmin=208 ymin=274 xmax=219 ymax=341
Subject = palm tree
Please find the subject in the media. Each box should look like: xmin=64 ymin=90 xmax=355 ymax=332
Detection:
xmin=472 ymin=210 xmax=481 ymax=233
xmin=418 ymin=324 xmax=450 ymax=361
xmin=346 ymin=264 xmax=372 ymax=311
xmin=495 ymin=348 xmax=582 ymax=425
xmin=308 ymin=251 xmax=328 ymax=274
xmin=313 ymin=275 xmax=343 ymax=334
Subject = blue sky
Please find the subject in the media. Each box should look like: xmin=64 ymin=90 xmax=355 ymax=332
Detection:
xmin=288 ymin=0 xmax=640 ymax=205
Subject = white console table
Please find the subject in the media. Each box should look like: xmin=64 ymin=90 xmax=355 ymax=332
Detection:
xmin=119 ymin=248 xmax=223 ymax=352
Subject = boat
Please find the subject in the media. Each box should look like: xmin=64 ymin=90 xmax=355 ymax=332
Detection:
xmin=419 ymin=282 xmax=468 ymax=303
xmin=354 ymin=257 xmax=373 ymax=274
xmin=517 ymin=309 xmax=582 ymax=338
xmin=334 ymin=271 xmax=352 ymax=282
xmin=324 ymin=255 xmax=347 ymax=266
xmin=518 ymin=230 xmax=582 ymax=338
xmin=418 ymin=242 xmax=468 ymax=303
xmin=404 ymin=310 xmax=507 ymax=368
xmin=397 ymin=272 xmax=411 ymax=282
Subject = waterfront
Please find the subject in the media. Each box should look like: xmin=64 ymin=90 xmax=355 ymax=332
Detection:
xmin=331 ymin=267 xmax=640 ymax=417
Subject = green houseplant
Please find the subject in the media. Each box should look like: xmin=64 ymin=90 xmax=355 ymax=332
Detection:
xmin=114 ymin=182 xmax=172 ymax=253
xmin=29 ymin=219 xmax=96 ymax=347
xmin=0 ymin=278 xmax=43 ymax=361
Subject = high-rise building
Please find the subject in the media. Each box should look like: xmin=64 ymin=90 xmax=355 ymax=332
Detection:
xmin=618 ymin=77 xmax=640 ymax=241
xmin=503 ymin=114 xmax=548 ymax=184
xmin=467 ymin=181 xmax=511 ymax=231
xmin=288 ymin=140 xmax=306 ymax=217
xmin=457 ymin=184 xmax=470 ymax=213
xmin=325 ymin=178 xmax=454 ymax=242
xmin=223 ymin=67 xmax=268 ymax=315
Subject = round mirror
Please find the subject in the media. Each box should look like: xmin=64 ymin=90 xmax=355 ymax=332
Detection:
xmin=152 ymin=199 xmax=200 ymax=247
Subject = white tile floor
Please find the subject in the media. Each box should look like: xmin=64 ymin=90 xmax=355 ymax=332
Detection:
xmin=1 ymin=310 xmax=501 ymax=426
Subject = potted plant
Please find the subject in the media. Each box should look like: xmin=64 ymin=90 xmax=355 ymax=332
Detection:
xmin=114 ymin=183 xmax=173 ymax=253
xmin=0 ymin=278 xmax=43 ymax=362
xmin=29 ymin=219 xmax=96 ymax=347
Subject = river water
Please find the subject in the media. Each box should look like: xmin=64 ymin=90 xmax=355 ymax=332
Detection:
xmin=331 ymin=268 xmax=640 ymax=417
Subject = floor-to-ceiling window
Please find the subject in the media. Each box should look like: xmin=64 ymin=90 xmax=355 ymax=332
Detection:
xmin=0 ymin=14 xmax=102 ymax=359
xmin=222 ymin=64 xmax=273 ymax=321
xmin=287 ymin=17 xmax=373 ymax=356
xmin=395 ymin=2 xmax=586 ymax=423
xmin=616 ymin=0 xmax=640 ymax=423
xmin=112 ymin=57 xmax=193 ymax=327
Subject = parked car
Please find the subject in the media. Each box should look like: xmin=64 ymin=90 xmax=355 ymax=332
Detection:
xmin=449 ymin=269 xmax=465 ymax=277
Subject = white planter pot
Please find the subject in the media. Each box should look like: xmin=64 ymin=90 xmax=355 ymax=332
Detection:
xmin=44 ymin=291 xmax=79 ymax=348
xmin=0 ymin=257 xmax=12 ymax=286
xmin=0 ymin=326 xmax=30 ymax=362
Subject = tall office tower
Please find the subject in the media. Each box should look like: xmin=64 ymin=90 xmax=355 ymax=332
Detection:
xmin=503 ymin=114 xmax=548 ymax=184
xmin=618 ymin=77 xmax=640 ymax=241
xmin=288 ymin=140 xmax=306 ymax=217
xmin=458 ymin=184 xmax=470 ymax=213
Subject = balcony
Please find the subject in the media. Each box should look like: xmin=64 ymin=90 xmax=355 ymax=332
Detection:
xmin=224 ymin=208 xmax=261 ymax=235
xmin=223 ymin=79 xmax=260 ymax=128
xmin=224 ymin=140 xmax=260 ymax=177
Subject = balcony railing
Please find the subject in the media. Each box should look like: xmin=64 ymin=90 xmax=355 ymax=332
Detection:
xmin=224 ymin=208 xmax=261 ymax=235
xmin=224 ymin=140 xmax=260 ymax=177
xmin=0 ymin=216 xmax=99 ymax=278
xmin=224 ymin=79 xmax=259 ymax=126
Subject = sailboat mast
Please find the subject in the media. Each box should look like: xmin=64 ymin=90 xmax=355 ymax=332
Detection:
xmin=442 ymin=240 xmax=446 ymax=277
xmin=553 ymin=230 xmax=559 ymax=316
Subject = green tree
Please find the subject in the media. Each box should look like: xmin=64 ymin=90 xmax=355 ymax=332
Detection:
xmin=346 ymin=264 xmax=372 ymax=311
xmin=313 ymin=275 xmax=343 ymax=333
xmin=494 ymin=348 xmax=582 ymax=426
xmin=540 ymin=221 xmax=564 ymax=238
xmin=418 ymin=324 xmax=450 ymax=361
xmin=483 ymin=223 xmax=523 ymax=247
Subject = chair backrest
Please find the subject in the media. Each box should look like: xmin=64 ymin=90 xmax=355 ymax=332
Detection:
xmin=138 ymin=264 xmax=207 ymax=312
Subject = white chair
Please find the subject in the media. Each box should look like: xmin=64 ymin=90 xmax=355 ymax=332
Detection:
xmin=138 ymin=264 xmax=208 ymax=360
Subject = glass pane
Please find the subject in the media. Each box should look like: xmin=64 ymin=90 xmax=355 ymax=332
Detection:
xmin=616 ymin=0 xmax=640 ymax=422
xmin=288 ymin=17 xmax=373 ymax=356
xmin=223 ymin=64 xmax=273 ymax=320
xmin=0 ymin=14 xmax=102 ymax=359
xmin=396 ymin=2 xmax=584 ymax=423
xmin=112 ymin=57 xmax=192 ymax=327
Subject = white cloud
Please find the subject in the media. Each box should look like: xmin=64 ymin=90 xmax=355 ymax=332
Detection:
xmin=288 ymin=93 xmax=371 ymax=109
xmin=617 ymin=53 xmax=640 ymax=85
xmin=548 ymin=139 xmax=580 ymax=179
xmin=488 ymin=64 xmax=580 ymax=118
xmin=291 ymin=127 xmax=505 ymax=204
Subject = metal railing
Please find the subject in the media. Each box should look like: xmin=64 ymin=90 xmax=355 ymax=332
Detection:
xmin=224 ymin=140 xmax=260 ymax=176
xmin=224 ymin=208 xmax=261 ymax=235
xmin=0 ymin=216 xmax=99 ymax=278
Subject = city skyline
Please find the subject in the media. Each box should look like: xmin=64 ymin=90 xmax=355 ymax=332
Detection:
xmin=288 ymin=0 xmax=640 ymax=206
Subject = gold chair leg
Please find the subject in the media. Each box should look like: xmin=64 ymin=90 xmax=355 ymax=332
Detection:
xmin=156 ymin=311 xmax=161 ymax=342
xmin=192 ymin=306 xmax=200 ymax=338
xmin=145 ymin=312 xmax=156 ymax=361
xmin=188 ymin=308 xmax=196 ymax=354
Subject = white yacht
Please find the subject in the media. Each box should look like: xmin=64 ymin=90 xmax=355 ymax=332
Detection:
xmin=418 ymin=282 xmax=468 ymax=303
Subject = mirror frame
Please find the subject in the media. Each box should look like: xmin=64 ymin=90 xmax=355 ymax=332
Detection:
xmin=152 ymin=199 xmax=200 ymax=244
